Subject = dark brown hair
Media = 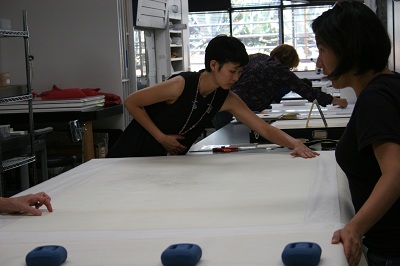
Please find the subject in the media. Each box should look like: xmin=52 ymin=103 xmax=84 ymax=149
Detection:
xmin=270 ymin=44 xmax=300 ymax=69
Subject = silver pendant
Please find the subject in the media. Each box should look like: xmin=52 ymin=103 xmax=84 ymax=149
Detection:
xmin=206 ymin=104 xmax=213 ymax=114
xmin=192 ymin=100 xmax=198 ymax=109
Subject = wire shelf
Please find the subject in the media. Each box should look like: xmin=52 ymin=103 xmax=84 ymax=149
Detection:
xmin=0 ymin=29 xmax=29 ymax=38
xmin=0 ymin=94 xmax=32 ymax=104
xmin=1 ymin=156 xmax=36 ymax=172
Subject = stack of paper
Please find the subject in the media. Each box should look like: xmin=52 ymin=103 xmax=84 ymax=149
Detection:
xmin=0 ymin=95 xmax=105 ymax=113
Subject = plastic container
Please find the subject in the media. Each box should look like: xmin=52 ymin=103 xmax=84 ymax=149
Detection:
xmin=0 ymin=124 xmax=10 ymax=139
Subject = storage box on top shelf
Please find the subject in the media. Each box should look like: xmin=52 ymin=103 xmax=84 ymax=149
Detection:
xmin=0 ymin=18 xmax=11 ymax=30
xmin=0 ymin=73 xmax=11 ymax=86
xmin=0 ymin=85 xmax=27 ymax=98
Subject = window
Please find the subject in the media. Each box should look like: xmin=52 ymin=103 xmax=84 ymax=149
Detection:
xmin=282 ymin=6 xmax=330 ymax=70
xmin=133 ymin=29 xmax=149 ymax=89
xmin=231 ymin=9 xmax=280 ymax=55
xmin=188 ymin=12 xmax=231 ymax=72
xmin=189 ymin=0 xmax=332 ymax=71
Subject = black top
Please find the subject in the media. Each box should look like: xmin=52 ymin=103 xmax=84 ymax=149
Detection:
xmin=335 ymin=73 xmax=400 ymax=257
xmin=231 ymin=53 xmax=333 ymax=111
xmin=107 ymin=71 xmax=229 ymax=157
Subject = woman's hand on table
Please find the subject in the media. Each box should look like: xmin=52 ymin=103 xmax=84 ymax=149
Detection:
xmin=331 ymin=227 xmax=363 ymax=266
xmin=0 ymin=192 xmax=53 ymax=216
xmin=290 ymin=142 xmax=320 ymax=158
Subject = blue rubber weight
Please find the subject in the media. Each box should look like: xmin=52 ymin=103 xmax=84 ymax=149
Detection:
xmin=161 ymin=243 xmax=202 ymax=266
xmin=281 ymin=242 xmax=322 ymax=266
xmin=26 ymin=245 xmax=67 ymax=266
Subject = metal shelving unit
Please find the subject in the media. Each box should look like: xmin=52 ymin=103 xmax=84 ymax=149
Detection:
xmin=169 ymin=26 xmax=185 ymax=75
xmin=0 ymin=94 xmax=32 ymax=103
xmin=0 ymin=29 xmax=29 ymax=38
xmin=0 ymin=11 xmax=35 ymax=196
xmin=154 ymin=0 xmax=189 ymax=82
xmin=2 ymin=157 xmax=36 ymax=172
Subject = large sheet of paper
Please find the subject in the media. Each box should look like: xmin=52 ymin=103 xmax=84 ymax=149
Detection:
xmin=0 ymin=151 xmax=365 ymax=265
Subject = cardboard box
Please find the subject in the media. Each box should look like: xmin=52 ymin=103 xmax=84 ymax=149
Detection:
xmin=0 ymin=73 xmax=11 ymax=87
xmin=93 ymin=132 xmax=109 ymax=159
xmin=0 ymin=85 xmax=27 ymax=98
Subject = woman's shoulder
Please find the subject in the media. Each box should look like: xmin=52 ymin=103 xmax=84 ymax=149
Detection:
xmin=359 ymin=72 xmax=400 ymax=105
xmin=367 ymin=72 xmax=400 ymax=90
xmin=174 ymin=70 xmax=203 ymax=79
xmin=167 ymin=71 xmax=202 ymax=86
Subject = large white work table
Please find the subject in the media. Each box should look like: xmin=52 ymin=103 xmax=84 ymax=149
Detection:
xmin=224 ymin=103 xmax=353 ymax=145
xmin=265 ymin=102 xmax=353 ymax=119
xmin=0 ymin=151 xmax=366 ymax=265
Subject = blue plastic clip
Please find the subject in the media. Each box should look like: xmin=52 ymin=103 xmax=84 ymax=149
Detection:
xmin=281 ymin=242 xmax=322 ymax=266
xmin=161 ymin=243 xmax=202 ymax=266
xmin=26 ymin=245 xmax=67 ymax=266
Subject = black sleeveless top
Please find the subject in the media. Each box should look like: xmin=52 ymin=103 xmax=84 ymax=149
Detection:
xmin=107 ymin=71 xmax=229 ymax=157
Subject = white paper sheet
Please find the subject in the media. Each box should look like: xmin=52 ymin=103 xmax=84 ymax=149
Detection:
xmin=0 ymin=152 xmax=365 ymax=265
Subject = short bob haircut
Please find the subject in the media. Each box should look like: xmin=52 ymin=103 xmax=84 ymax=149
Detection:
xmin=270 ymin=44 xmax=300 ymax=69
xmin=312 ymin=1 xmax=391 ymax=80
xmin=204 ymin=34 xmax=249 ymax=72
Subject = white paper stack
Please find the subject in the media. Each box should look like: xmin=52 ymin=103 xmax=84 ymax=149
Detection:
xmin=0 ymin=95 xmax=105 ymax=113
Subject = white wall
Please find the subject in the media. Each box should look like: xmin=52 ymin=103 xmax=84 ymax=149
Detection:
xmin=0 ymin=0 xmax=124 ymax=95
xmin=0 ymin=0 xmax=131 ymax=129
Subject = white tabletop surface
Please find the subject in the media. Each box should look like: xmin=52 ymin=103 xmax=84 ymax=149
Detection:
xmin=0 ymin=152 xmax=366 ymax=265
xmin=264 ymin=103 xmax=354 ymax=118
xmin=272 ymin=117 xmax=350 ymax=129
xmin=232 ymin=103 xmax=354 ymax=124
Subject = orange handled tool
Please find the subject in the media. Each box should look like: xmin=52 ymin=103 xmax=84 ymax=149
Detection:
xmin=212 ymin=146 xmax=239 ymax=153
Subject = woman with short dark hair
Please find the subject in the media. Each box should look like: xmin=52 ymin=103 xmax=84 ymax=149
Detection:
xmin=312 ymin=1 xmax=400 ymax=265
xmin=212 ymin=43 xmax=348 ymax=130
xmin=107 ymin=35 xmax=319 ymax=158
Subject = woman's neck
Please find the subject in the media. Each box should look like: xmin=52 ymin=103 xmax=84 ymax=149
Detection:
xmin=198 ymin=71 xmax=219 ymax=97
xmin=353 ymin=68 xmax=392 ymax=97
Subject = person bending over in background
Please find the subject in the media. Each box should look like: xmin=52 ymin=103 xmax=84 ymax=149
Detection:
xmin=107 ymin=35 xmax=319 ymax=158
xmin=212 ymin=44 xmax=348 ymax=129
xmin=0 ymin=192 xmax=53 ymax=216
xmin=312 ymin=1 xmax=400 ymax=265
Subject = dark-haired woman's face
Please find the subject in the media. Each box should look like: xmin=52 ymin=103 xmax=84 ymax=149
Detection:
xmin=316 ymin=43 xmax=347 ymax=87
xmin=213 ymin=62 xmax=243 ymax=90
xmin=316 ymin=43 xmax=336 ymax=77
xmin=317 ymin=43 xmax=353 ymax=89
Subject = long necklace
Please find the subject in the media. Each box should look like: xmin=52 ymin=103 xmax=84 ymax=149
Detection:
xmin=178 ymin=75 xmax=217 ymax=136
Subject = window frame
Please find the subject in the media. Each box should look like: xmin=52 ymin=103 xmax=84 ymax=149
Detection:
xmin=188 ymin=0 xmax=334 ymax=71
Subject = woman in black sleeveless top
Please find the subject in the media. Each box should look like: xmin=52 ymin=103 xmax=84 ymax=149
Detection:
xmin=107 ymin=35 xmax=318 ymax=158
